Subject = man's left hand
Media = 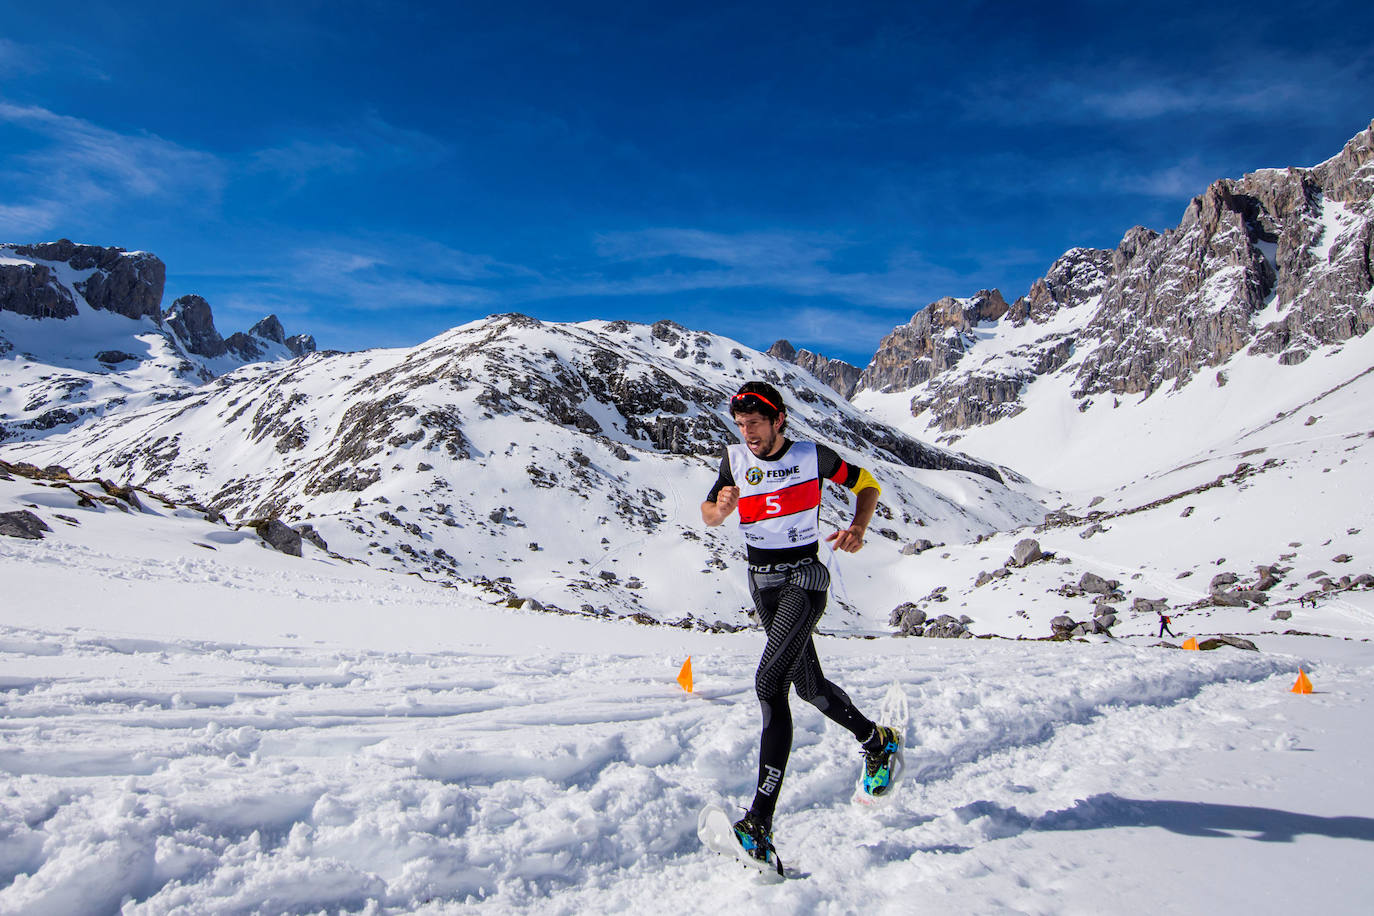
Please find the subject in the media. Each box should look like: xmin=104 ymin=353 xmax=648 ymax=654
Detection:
xmin=826 ymin=525 xmax=866 ymax=553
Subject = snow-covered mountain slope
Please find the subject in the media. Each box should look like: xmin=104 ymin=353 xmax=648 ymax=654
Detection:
xmin=3 ymin=457 xmax=1372 ymax=915
xmin=0 ymin=241 xmax=314 ymax=445
xmin=857 ymin=326 xmax=1374 ymax=642
xmin=1 ymin=313 xmax=1047 ymax=629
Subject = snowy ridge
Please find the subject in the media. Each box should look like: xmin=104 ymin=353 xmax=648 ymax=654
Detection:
xmin=2 ymin=314 xmax=1046 ymax=628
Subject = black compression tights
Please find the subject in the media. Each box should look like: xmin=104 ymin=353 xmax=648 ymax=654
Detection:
xmin=747 ymin=567 xmax=875 ymax=827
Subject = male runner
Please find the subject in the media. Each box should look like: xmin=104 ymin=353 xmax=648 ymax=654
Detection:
xmin=701 ymin=381 xmax=901 ymax=867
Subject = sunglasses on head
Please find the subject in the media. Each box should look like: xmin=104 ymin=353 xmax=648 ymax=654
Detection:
xmin=731 ymin=392 xmax=780 ymax=414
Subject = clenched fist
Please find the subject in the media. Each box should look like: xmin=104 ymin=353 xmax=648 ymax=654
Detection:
xmin=701 ymin=486 xmax=740 ymax=526
xmin=715 ymin=486 xmax=739 ymax=513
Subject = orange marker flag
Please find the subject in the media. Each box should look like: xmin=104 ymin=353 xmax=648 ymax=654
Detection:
xmin=1291 ymin=669 xmax=1313 ymax=694
xmin=677 ymin=656 xmax=694 ymax=693
xmin=1182 ymin=637 xmax=1199 ymax=650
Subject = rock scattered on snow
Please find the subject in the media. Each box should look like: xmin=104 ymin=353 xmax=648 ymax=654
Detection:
xmin=1196 ymin=636 xmax=1259 ymax=652
xmin=295 ymin=523 xmax=329 ymax=552
xmin=250 ymin=518 xmax=303 ymax=557
xmin=1210 ymin=572 xmax=1240 ymax=591
xmin=0 ymin=509 xmax=50 ymax=540
xmin=974 ymin=567 xmax=1012 ymax=587
xmin=1008 ymin=538 xmax=1045 ymax=567
xmin=1078 ymin=572 xmax=1121 ymax=594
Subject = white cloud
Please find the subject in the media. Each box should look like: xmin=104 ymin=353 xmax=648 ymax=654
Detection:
xmin=249 ymin=140 xmax=366 ymax=185
xmin=0 ymin=201 xmax=61 ymax=236
xmin=1111 ymin=156 xmax=1218 ymax=198
xmin=0 ymin=101 xmax=226 ymax=225
xmin=1074 ymin=80 xmax=1307 ymax=121
xmin=213 ymin=239 xmax=508 ymax=318
xmin=246 ymin=113 xmax=450 ymax=187
xmin=583 ymin=227 xmax=930 ymax=309
xmin=595 ymin=228 xmax=840 ymax=270
xmin=0 ymin=38 xmax=39 ymax=77
xmin=0 ymin=101 xmax=451 ymax=236
xmin=1019 ymin=49 xmax=1366 ymax=129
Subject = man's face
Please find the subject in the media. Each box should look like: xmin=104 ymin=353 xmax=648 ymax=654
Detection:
xmin=734 ymin=410 xmax=784 ymax=457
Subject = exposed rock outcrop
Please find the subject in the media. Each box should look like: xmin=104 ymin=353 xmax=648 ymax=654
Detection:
xmin=859 ymin=290 xmax=1009 ymax=393
xmin=0 ymin=261 xmax=78 ymax=319
xmin=165 ymin=295 xmax=228 ymax=358
xmin=768 ymin=340 xmax=862 ymax=399
xmin=224 ymin=315 xmax=317 ymax=362
xmin=250 ymin=518 xmax=303 ymax=557
xmin=10 ymin=240 xmax=165 ymax=322
xmin=0 ymin=509 xmax=51 ymax=539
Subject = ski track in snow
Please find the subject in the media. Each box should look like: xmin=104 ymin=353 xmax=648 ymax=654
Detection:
xmin=0 ymin=624 xmax=1324 ymax=915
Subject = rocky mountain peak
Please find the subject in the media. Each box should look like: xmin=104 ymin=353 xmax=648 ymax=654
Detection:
xmin=222 ymin=314 xmax=317 ymax=362
xmin=767 ymin=339 xmax=863 ymax=399
xmin=1 ymin=241 xmax=321 ymax=444
xmin=250 ymin=314 xmax=286 ymax=344
xmin=1007 ymin=248 xmax=1115 ymax=325
xmin=858 ymin=118 xmax=1374 ymax=433
xmin=858 ymin=289 xmax=1008 ymax=394
xmin=767 ymin=339 xmax=798 ymax=361
xmin=0 ymin=257 xmax=75 ymax=320
xmin=1312 ymin=118 xmax=1374 ymax=203
xmin=164 ymin=295 xmax=227 ymax=358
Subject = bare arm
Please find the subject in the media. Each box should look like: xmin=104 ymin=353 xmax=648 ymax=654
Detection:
xmin=701 ymin=486 xmax=740 ymax=527
xmin=825 ymin=485 xmax=879 ymax=553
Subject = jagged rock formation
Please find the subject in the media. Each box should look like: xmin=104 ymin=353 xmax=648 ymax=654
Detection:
xmin=224 ymin=314 xmax=316 ymax=361
xmin=0 ymin=241 xmax=318 ymax=444
xmin=2 ymin=241 xmax=314 ymax=368
xmin=859 ymin=119 xmax=1374 ymax=431
xmin=1006 ymin=248 xmax=1116 ymax=325
xmin=859 ymin=290 xmax=1009 ymax=393
xmin=0 ymin=259 xmax=78 ymax=319
xmin=7 ymin=240 xmax=166 ymax=322
xmin=768 ymin=340 xmax=862 ymax=399
xmin=164 ymin=295 xmax=228 ymax=358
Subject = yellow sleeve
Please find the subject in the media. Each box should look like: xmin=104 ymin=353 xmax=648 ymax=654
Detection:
xmin=851 ymin=467 xmax=881 ymax=496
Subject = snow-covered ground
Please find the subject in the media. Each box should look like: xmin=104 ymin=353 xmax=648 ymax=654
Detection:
xmin=3 ymin=463 xmax=1372 ymax=914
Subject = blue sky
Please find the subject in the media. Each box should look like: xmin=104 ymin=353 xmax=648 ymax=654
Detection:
xmin=1 ymin=1 xmax=1371 ymax=365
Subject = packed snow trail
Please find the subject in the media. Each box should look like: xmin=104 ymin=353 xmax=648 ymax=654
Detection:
xmin=4 ymin=622 xmax=1370 ymax=915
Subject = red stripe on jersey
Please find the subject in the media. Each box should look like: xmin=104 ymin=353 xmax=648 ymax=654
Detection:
xmin=828 ymin=459 xmax=850 ymax=484
xmin=738 ymin=480 xmax=822 ymax=524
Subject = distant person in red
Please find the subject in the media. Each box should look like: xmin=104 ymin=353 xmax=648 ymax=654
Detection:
xmin=701 ymin=380 xmax=900 ymax=870
xmin=1158 ymin=612 xmax=1176 ymax=638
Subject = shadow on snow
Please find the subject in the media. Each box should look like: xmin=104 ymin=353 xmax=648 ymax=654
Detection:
xmin=955 ymin=793 xmax=1374 ymax=844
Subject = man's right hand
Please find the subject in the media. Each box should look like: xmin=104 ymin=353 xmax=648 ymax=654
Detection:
xmin=701 ymin=486 xmax=740 ymax=526
xmin=716 ymin=486 xmax=740 ymax=513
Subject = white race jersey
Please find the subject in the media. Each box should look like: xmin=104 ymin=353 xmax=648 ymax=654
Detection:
xmin=728 ymin=441 xmax=823 ymax=551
